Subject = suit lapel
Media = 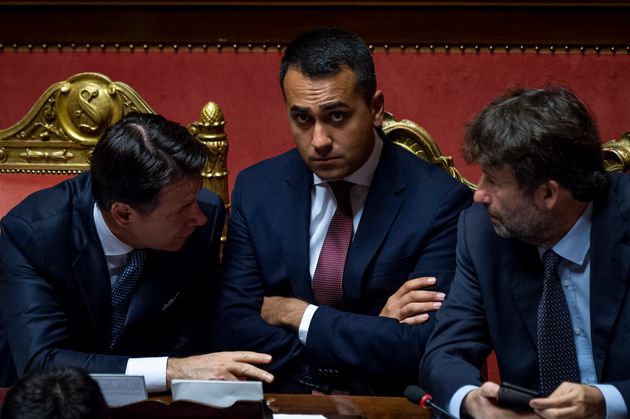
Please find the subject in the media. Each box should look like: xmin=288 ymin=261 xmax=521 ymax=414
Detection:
xmin=125 ymin=252 xmax=178 ymax=325
xmin=70 ymin=185 xmax=111 ymax=345
xmin=343 ymin=142 xmax=405 ymax=305
xmin=508 ymin=241 xmax=544 ymax=347
xmin=282 ymin=155 xmax=315 ymax=301
xmin=590 ymin=195 xmax=630 ymax=378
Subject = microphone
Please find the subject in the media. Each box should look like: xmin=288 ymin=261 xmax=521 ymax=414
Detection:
xmin=404 ymin=385 xmax=456 ymax=419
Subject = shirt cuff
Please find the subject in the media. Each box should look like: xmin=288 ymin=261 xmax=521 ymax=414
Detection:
xmin=449 ymin=385 xmax=479 ymax=419
xmin=298 ymin=304 xmax=318 ymax=344
xmin=125 ymin=357 xmax=168 ymax=393
xmin=591 ymin=384 xmax=628 ymax=419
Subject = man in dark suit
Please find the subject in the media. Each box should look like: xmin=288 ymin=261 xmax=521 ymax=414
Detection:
xmin=211 ymin=28 xmax=472 ymax=395
xmin=420 ymin=87 xmax=630 ymax=418
xmin=0 ymin=113 xmax=273 ymax=391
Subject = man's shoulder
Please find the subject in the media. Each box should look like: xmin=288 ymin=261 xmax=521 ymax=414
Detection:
xmin=238 ymin=149 xmax=302 ymax=179
xmin=3 ymin=172 xmax=90 ymax=226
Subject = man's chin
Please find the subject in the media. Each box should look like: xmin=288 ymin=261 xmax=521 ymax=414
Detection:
xmin=492 ymin=223 xmax=514 ymax=239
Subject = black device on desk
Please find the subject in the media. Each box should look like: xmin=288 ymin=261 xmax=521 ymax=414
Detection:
xmin=497 ymin=382 xmax=541 ymax=410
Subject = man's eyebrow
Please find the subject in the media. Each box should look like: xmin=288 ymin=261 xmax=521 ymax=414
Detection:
xmin=290 ymin=105 xmax=310 ymax=113
xmin=320 ymin=102 xmax=349 ymax=111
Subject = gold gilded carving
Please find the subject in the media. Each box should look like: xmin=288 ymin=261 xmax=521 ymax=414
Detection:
xmin=188 ymin=102 xmax=229 ymax=243
xmin=19 ymin=148 xmax=74 ymax=163
xmin=0 ymin=72 xmax=153 ymax=173
xmin=603 ymin=133 xmax=630 ymax=174
xmin=382 ymin=112 xmax=476 ymax=189
xmin=188 ymin=102 xmax=229 ymax=205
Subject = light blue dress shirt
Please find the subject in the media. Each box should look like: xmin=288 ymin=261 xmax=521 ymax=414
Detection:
xmin=449 ymin=203 xmax=627 ymax=418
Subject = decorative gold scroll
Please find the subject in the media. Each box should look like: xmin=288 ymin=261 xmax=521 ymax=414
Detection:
xmin=0 ymin=72 xmax=229 ymax=208
xmin=382 ymin=112 xmax=477 ymax=189
xmin=0 ymin=73 xmax=153 ymax=174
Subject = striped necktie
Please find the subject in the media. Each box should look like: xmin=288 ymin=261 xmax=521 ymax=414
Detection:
xmin=312 ymin=181 xmax=354 ymax=308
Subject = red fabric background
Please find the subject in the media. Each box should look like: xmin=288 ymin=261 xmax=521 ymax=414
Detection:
xmin=2 ymin=50 xmax=630 ymax=216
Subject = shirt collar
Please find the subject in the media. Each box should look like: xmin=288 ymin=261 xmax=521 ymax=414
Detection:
xmin=93 ymin=203 xmax=134 ymax=256
xmin=538 ymin=202 xmax=592 ymax=266
xmin=313 ymin=129 xmax=383 ymax=187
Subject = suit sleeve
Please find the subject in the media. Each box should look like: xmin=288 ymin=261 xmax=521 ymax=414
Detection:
xmin=305 ymin=182 xmax=472 ymax=379
xmin=419 ymin=209 xmax=493 ymax=407
xmin=211 ymin=181 xmax=304 ymax=374
xmin=0 ymin=216 xmax=129 ymax=379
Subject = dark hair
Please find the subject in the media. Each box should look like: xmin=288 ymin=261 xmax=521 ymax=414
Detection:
xmin=463 ymin=86 xmax=607 ymax=201
xmin=1 ymin=368 xmax=109 ymax=419
xmin=279 ymin=27 xmax=376 ymax=104
xmin=91 ymin=112 xmax=209 ymax=214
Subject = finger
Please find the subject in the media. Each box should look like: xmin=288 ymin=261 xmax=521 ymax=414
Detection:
xmin=406 ymin=290 xmax=446 ymax=304
xmin=533 ymin=406 xmax=575 ymax=419
xmin=405 ymin=276 xmax=437 ymax=290
xmin=233 ymin=352 xmax=273 ymax=364
xmin=400 ymin=313 xmax=430 ymax=325
xmin=479 ymin=381 xmax=501 ymax=399
xmin=530 ymin=392 xmax=574 ymax=410
xmin=233 ymin=363 xmax=274 ymax=383
xmin=400 ymin=301 xmax=441 ymax=318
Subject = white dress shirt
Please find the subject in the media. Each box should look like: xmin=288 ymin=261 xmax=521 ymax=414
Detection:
xmin=93 ymin=205 xmax=168 ymax=393
xmin=298 ymin=131 xmax=383 ymax=344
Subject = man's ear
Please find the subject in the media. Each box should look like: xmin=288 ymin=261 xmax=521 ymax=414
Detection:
xmin=536 ymin=180 xmax=561 ymax=210
xmin=371 ymin=90 xmax=385 ymax=127
xmin=109 ymin=202 xmax=134 ymax=227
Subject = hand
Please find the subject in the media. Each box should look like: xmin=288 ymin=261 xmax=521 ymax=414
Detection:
xmin=378 ymin=276 xmax=445 ymax=324
xmin=529 ymin=382 xmax=605 ymax=419
xmin=261 ymin=296 xmax=309 ymax=330
xmin=166 ymin=351 xmax=274 ymax=387
xmin=463 ymin=382 xmax=540 ymax=419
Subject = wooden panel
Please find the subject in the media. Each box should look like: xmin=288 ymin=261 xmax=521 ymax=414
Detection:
xmin=0 ymin=2 xmax=629 ymax=48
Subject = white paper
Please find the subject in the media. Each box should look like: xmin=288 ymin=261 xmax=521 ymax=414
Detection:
xmin=171 ymin=379 xmax=263 ymax=408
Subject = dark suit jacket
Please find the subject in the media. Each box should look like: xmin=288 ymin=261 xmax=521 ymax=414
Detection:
xmin=212 ymin=138 xmax=472 ymax=395
xmin=0 ymin=172 xmax=224 ymax=386
xmin=420 ymin=172 xmax=630 ymax=409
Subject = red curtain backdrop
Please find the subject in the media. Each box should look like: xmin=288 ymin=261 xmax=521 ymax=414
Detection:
xmin=1 ymin=49 xmax=629 ymax=216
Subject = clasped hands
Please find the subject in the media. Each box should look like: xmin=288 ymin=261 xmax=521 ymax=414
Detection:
xmin=463 ymin=381 xmax=605 ymax=419
xmin=260 ymin=276 xmax=445 ymax=329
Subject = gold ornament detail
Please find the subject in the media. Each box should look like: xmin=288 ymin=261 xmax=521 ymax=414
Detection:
xmin=382 ymin=112 xmax=477 ymax=189
xmin=0 ymin=72 xmax=153 ymax=173
xmin=188 ymin=101 xmax=228 ymax=194
xmin=603 ymin=133 xmax=630 ymax=174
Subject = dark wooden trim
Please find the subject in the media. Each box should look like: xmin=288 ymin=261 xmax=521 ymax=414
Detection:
xmin=1 ymin=2 xmax=629 ymax=46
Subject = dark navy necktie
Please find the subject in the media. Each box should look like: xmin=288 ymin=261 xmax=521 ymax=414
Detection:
xmin=312 ymin=181 xmax=354 ymax=308
xmin=106 ymin=249 xmax=145 ymax=352
xmin=537 ymin=249 xmax=581 ymax=396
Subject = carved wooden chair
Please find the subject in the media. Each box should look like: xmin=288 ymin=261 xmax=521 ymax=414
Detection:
xmin=0 ymin=72 xmax=229 ymax=237
xmin=382 ymin=111 xmax=630 ymax=190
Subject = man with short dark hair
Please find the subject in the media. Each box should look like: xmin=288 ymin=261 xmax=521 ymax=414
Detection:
xmin=212 ymin=28 xmax=472 ymax=395
xmin=420 ymin=87 xmax=630 ymax=418
xmin=0 ymin=113 xmax=273 ymax=391
xmin=1 ymin=368 xmax=109 ymax=419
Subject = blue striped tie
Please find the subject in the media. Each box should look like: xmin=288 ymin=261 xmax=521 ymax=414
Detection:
xmin=106 ymin=249 xmax=145 ymax=352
